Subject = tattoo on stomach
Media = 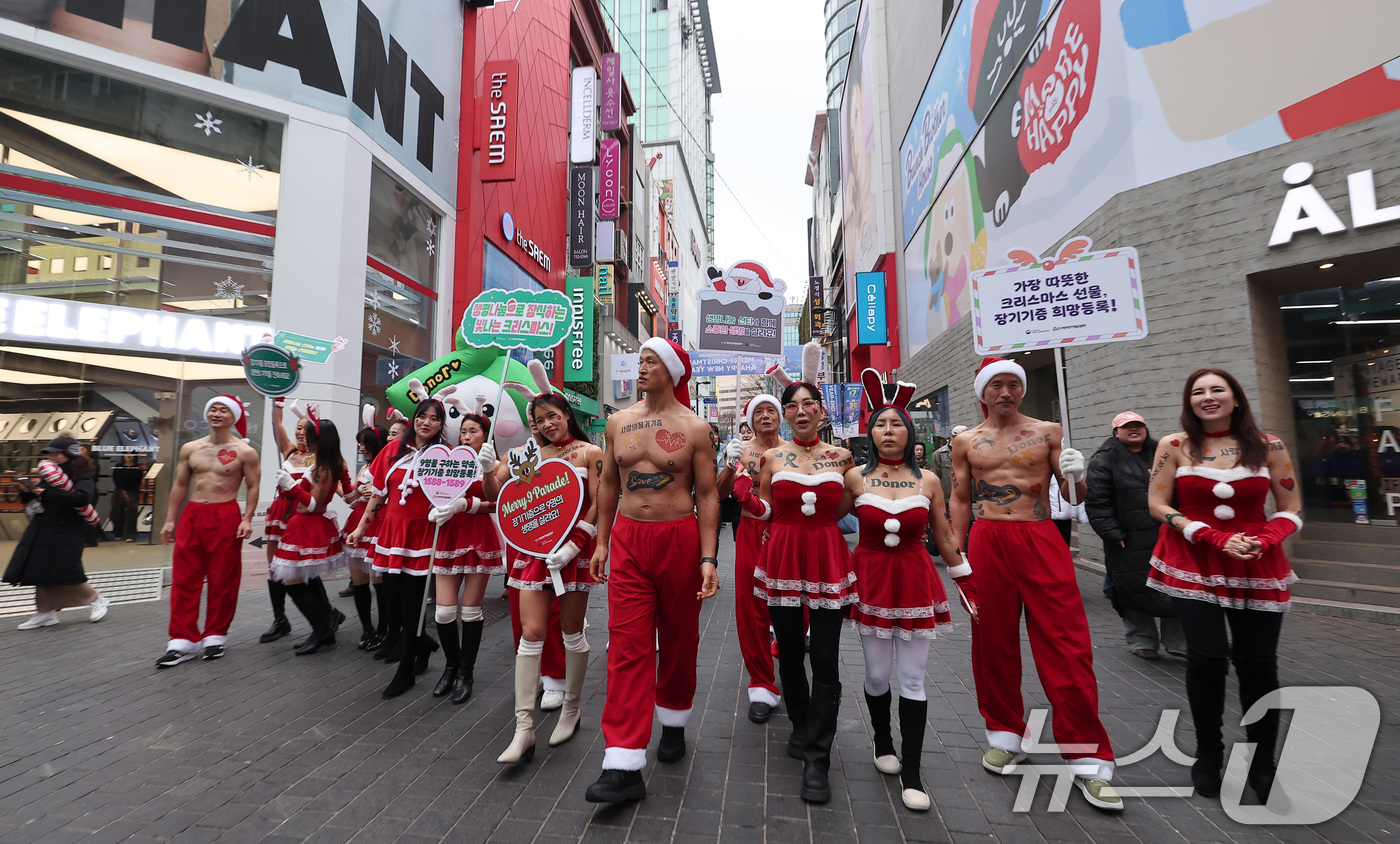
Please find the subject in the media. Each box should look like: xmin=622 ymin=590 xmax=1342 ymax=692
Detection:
xmin=975 ymin=479 xmax=1022 ymax=504
xmin=626 ymin=471 xmax=675 ymax=492
xmin=1033 ymin=499 xmax=1048 ymax=520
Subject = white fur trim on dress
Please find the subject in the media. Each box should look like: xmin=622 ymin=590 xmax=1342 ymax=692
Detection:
xmin=801 ymin=491 xmax=818 ymax=516
xmin=1182 ymin=521 xmax=1208 ymax=543
xmin=973 ymin=360 xmax=1026 ymax=403
xmin=1270 ymin=511 xmax=1303 ymax=531
xmin=602 ymin=747 xmax=648 ymax=771
xmin=656 ymin=705 xmax=692 ymax=728
xmin=772 ymin=471 xmax=845 ymax=486
xmin=1212 ymin=482 xmax=1235 ymax=499
xmin=640 ymin=337 xmax=685 ymax=384
xmin=747 ymin=686 xmax=781 ymax=707
xmin=855 ymin=493 xmax=931 ymax=514
xmin=1176 ymin=465 xmax=1269 ymax=482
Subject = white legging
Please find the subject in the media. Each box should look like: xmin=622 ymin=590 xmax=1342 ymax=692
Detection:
xmin=861 ymin=633 xmax=931 ymax=701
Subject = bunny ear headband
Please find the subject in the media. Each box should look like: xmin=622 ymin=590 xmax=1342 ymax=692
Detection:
xmin=502 ymin=358 xmax=558 ymax=405
xmin=861 ymin=368 xmax=915 ymax=414
xmin=765 ymin=340 xmax=822 ymax=391
xmin=305 ymin=402 xmax=322 ymax=436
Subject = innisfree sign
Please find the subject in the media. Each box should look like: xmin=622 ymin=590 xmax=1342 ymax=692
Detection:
xmin=242 ymin=343 xmax=301 ymax=397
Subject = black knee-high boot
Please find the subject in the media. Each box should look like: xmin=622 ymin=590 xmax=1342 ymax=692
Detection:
xmin=1234 ymin=655 xmax=1280 ymax=802
xmin=310 ymin=577 xmax=344 ymax=631
xmin=369 ymin=581 xmax=389 ymax=648
xmin=373 ymin=577 xmax=402 ymax=661
xmin=899 ymin=698 xmax=929 ymax=804
xmin=285 ymin=582 xmax=335 ymax=655
xmin=352 ymin=583 xmax=373 ymax=634
xmin=865 ymin=690 xmax=897 ymax=770
xmin=260 ymin=580 xmax=292 ymax=642
xmin=455 ymin=618 xmax=483 ymax=704
xmin=801 ymin=681 xmax=841 ymax=804
xmin=434 ymin=618 xmax=460 ymax=697
xmin=383 ymin=575 xmax=426 ymax=699
xmin=1186 ymin=649 xmax=1230 ymax=797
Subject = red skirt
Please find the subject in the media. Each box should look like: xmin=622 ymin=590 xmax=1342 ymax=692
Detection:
xmin=507 ymin=539 xmax=597 ymax=592
xmin=1148 ymin=528 xmax=1297 ymax=612
xmin=849 ymin=545 xmax=952 ymax=639
xmin=372 ymin=510 xmax=435 ymax=575
xmin=344 ymin=502 xmax=381 ymax=574
xmin=432 ymin=512 xmax=506 ymax=575
xmin=272 ymin=511 xmax=345 ymax=582
xmin=754 ymin=521 xmax=857 ymax=609
xmin=264 ymin=495 xmax=293 ymax=539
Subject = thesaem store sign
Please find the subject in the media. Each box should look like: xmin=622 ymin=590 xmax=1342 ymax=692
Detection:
xmin=0 ymin=0 xmax=463 ymax=200
xmin=0 ymin=294 xmax=269 ymax=359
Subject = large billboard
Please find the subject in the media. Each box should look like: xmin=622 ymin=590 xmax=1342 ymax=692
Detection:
xmin=896 ymin=0 xmax=1400 ymax=357
xmin=839 ymin=0 xmax=888 ymax=303
xmin=0 ymin=0 xmax=463 ymax=200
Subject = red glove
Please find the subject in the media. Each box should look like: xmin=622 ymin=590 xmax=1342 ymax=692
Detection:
xmin=1183 ymin=521 xmax=1234 ymax=552
xmin=564 ymin=520 xmax=597 ymax=548
xmin=287 ymin=484 xmax=313 ymax=509
xmin=732 ymin=474 xmax=770 ymax=520
xmin=1250 ymin=512 xmax=1301 ymax=554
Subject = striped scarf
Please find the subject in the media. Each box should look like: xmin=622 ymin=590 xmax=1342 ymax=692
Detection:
xmin=37 ymin=460 xmax=101 ymax=527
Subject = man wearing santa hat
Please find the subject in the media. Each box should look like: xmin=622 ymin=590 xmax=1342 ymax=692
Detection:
xmin=585 ymin=338 xmax=721 ymax=805
xmin=949 ymin=357 xmax=1122 ymax=812
xmin=716 ymin=393 xmax=785 ymax=723
xmin=156 ymin=395 xmax=261 ymax=668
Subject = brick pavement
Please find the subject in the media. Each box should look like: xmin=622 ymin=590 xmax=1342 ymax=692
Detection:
xmin=0 ymin=541 xmax=1397 ymax=843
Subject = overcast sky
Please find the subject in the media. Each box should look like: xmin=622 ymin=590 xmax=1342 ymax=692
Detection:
xmin=708 ymin=1 xmax=828 ymax=301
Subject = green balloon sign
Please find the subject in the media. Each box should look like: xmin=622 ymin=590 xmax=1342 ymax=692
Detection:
xmin=460 ymin=288 xmax=572 ymax=351
xmin=242 ymin=343 xmax=301 ymax=397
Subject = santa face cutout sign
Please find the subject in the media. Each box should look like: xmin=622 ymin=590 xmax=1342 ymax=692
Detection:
xmin=697 ymin=259 xmax=787 ymax=357
xmin=414 ymin=445 xmax=482 ymax=508
xmin=495 ymin=440 xmax=585 ymax=558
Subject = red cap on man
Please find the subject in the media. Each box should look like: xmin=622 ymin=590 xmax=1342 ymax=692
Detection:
xmin=204 ymin=394 xmax=248 ymax=440
xmin=640 ymin=337 xmax=692 ymax=406
xmin=972 ymin=356 xmax=1027 ymax=418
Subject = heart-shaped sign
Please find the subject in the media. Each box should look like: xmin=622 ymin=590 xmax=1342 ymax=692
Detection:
xmin=496 ymin=440 xmax=585 ymax=559
xmin=414 ymin=444 xmax=481 ymax=509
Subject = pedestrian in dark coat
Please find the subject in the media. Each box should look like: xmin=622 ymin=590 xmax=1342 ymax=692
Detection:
xmin=1085 ymin=413 xmax=1183 ymax=660
xmin=4 ymin=437 xmax=109 ymax=629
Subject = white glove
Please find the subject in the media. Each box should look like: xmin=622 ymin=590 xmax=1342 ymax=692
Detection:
xmin=428 ymin=503 xmax=453 ymax=526
xmin=478 ymin=442 xmax=498 ymax=473
xmin=545 ymin=541 xmax=580 ymax=572
xmin=286 ymin=398 xmax=301 ymax=418
xmin=724 ymin=439 xmax=743 ymax=465
xmin=1059 ymin=447 xmax=1086 ymax=483
xmin=276 ymin=468 xmax=295 ymax=491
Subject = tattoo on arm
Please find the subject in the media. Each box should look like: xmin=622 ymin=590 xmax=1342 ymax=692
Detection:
xmin=626 ymin=471 xmax=675 ymax=492
xmin=975 ymin=479 xmax=1022 ymax=504
xmin=1166 ymin=512 xmax=1187 ymax=531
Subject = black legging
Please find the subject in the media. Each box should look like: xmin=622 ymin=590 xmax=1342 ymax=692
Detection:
xmin=770 ymin=606 xmax=843 ymax=690
xmin=1173 ymin=598 xmax=1283 ymax=662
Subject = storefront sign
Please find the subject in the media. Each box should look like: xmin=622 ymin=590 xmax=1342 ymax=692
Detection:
xmin=667 ymin=294 xmax=679 ymax=324
xmin=501 ymin=211 xmax=551 ymax=273
xmin=273 ymin=330 xmax=346 ymax=364
xmin=480 ymin=60 xmax=518 ymax=182
xmin=568 ymin=167 xmax=595 ymax=268
xmin=0 ymin=293 xmax=268 ymax=360
xmin=600 ymin=53 xmax=622 ymax=132
xmin=610 ymin=353 xmax=637 ymax=381
xmin=497 ymin=440 xmax=585 ymax=562
xmin=596 ymin=221 xmax=616 ymax=262
xmin=690 ymin=230 xmax=702 ymax=267
xmin=668 ymin=328 xmax=683 ymax=345
xmin=856 ymin=271 xmax=888 ymax=346
xmin=565 ymin=276 xmax=594 ymax=383
xmin=460 ymin=288 xmax=572 ymax=350
xmin=1269 ymin=162 xmax=1400 ymax=246
xmin=414 ymin=444 xmax=481 ymax=509
xmin=970 ymin=238 xmax=1150 ymax=354
xmin=570 ymin=67 xmax=597 ymax=164
xmin=242 ymin=343 xmax=301 ymax=397
xmin=599 ymin=139 xmax=621 ymax=219
xmin=595 ymin=263 xmax=614 ymax=305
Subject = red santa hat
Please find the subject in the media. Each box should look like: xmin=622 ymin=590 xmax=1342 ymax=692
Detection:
xmin=204 ymin=394 xmax=248 ymax=440
xmin=640 ymin=337 xmax=692 ymax=405
xmin=744 ymin=394 xmax=781 ymax=431
xmin=728 ymin=261 xmax=773 ymax=289
xmin=973 ymin=356 xmax=1027 ymax=417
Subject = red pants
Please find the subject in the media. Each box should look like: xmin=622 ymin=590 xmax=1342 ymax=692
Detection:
xmin=168 ymin=500 xmax=242 ymax=652
xmin=970 ymin=519 xmax=1114 ymax=767
xmin=509 ymin=585 xmax=565 ymax=683
xmin=600 ymin=515 xmax=702 ymax=770
xmin=734 ymin=519 xmax=779 ymax=705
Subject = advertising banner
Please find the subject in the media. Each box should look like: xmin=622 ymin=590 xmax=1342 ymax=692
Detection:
xmin=808 ymin=276 xmax=824 ymax=336
xmin=480 ymin=60 xmax=519 ymax=183
xmin=599 ymin=139 xmax=621 ymax=219
xmin=820 ymin=383 xmax=843 ymax=435
xmin=856 ymin=271 xmax=888 ymax=346
xmin=842 ymin=383 xmax=863 ymax=439
xmin=610 ymin=353 xmax=637 ymax=381
xmin=969 ymin=239 xmax=1149 ymax=354
xmin=0 ymin=293 xmax=268 ymax=360
xmin=273 ymin=330 xmax=347 ymax=364
xmin=667 ymin=294 xmax=679 ymax=324
xmin=565 ymin=276 xmax=594 ymax=383
xmin=569 ymin=67 xmax=597 ymax=164
xmin=595 ymin=262 xmax=614 ymax=305
xmin=600 ymin=53 xmax=623 ymax=131
xmin=568 ymin=167 xmax=595 ymax=269
xmin=460 ymin=288 xmax=572 ymax=351
xmin=414 ymin=444 xmax=481 ymax=509
xmin=668 ymin=328 xmax=683 ymax=345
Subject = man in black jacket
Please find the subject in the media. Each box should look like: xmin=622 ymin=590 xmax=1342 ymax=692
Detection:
xmin=1085 ymin=412 xmax=1184 ymax=660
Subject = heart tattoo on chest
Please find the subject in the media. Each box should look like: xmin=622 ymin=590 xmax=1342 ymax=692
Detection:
xmin=655 ymin=430 xmax=686 ymax=453
xmin=217 ymin=449 xmax=237 ymax=466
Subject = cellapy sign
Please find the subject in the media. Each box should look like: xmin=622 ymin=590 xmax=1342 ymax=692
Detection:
xmin=856 ymin=271 xmax=887 ymax=345
xmin=970 ymin=239 xmax=1149 ymax=354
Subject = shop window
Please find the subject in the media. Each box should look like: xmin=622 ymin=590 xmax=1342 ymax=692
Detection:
xmin=100 ymin=255 xmax=113 ymax=270
xmin=49 ymin=257 xmax=64 ymax=274
xmin=73 ymin=256 xmax=88 ymax=272
xmin=1282 ymin=278 xmax=1400 ymax=526
xmin=367 ymin=166 xmax=438 ymax=289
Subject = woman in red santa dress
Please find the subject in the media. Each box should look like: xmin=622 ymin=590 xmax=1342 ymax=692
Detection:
xmin=733 ymin=343 xmax=855 ymax=805
xmin=1147 ymin=368 xmax=1302 ymax=803
xmin=270 ymin=407 xmax=352 ymax=655
xmin=260 ymin=399 xmax=325 ymax=645
xmin=342 ymin=408 xmax=397 ymax=653
xmin=426 ymin=398 xmax=503 ymax=705
xmin=347 ymin=386 xmax=455 ymax=699
xmin=483 ymin=367 xmax=602 ymax=764
xmin=843 ymin=371 xmax=967 ymax=812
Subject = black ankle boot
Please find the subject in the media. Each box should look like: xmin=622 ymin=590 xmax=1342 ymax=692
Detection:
xmin=865 ymin=690 xmax=897 ymax=770
xmin=382 ymin=637 xmax=418 ymax=699
xmin=454 ymin=619 xmax=483 ymax=705
xmin=584 ymin=769 xmax=646 ymax=804
xmin=657 ymin=726 xmax=687 ymax=763
xmin=285 ymin=582 xmax=335 ymax=655
xmin=801 ymin=681 xmax=841 ymax=804
xmin=1186 ymin=649 xmax=1229 ymax=798
xmin=260 ymin=580 xmax=292 ymax=643
xmin=434 ymin=619 xmax=460 ymax=697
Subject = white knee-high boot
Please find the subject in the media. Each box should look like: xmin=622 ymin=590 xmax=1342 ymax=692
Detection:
xmin=498 ymin=639 xmax=542 ymax=763
xmin=550 ymin=631 xmax=590 ymax=746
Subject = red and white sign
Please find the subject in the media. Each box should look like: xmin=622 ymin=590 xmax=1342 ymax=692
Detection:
xmin=600 ymin=139 xmax=621 ymax=220
xmin=496 ymin=441 xmax=585 ymax=559
xmin=480 ymin=61 xmax=518 ymax=183
xmin=414 ymin=444 xmax=482 ymax=508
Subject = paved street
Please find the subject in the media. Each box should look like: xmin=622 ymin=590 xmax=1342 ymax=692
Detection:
xmin=1 ymin=540 xmax=1397 ymax=844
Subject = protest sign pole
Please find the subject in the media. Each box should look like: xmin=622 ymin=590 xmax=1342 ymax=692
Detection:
xmin=1054 ymin=345 xmax=1079 ymax=507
